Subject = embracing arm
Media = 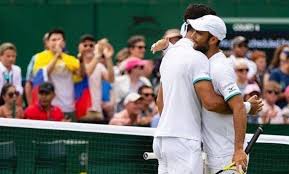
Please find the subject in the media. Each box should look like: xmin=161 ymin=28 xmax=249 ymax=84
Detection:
xmin=194 ymin=80 xmax=231 ymax=113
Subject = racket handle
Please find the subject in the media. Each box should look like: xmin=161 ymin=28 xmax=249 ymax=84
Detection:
xmin=143 ymin=152 xmax=157 ymax=160
xmin=245 ymin=127 xmax=263 ymax=154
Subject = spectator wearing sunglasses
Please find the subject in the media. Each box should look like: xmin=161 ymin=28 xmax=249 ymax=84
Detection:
xmin=0 ymin=84 xmax=24 ymax=118
xmin=0 ymin=43 xmax=23 ymax=106
xmin=259 ymin=81 xmax=284 ymax=124
xmin=24 ymin=82 xmax=64 ymax=121
xmin=137 ymin=85 xmax=158 ymax=126
xmin=77 ymin=35 xmax=109 ymax=122
xmin=109 ymin=93 xmax=143 ymax=126
xmin=114 ymin=57 xmax=151 ymax=111
xmin=228 ymin=36 xmax=257 ymax=80
xmin=127 ymin=35 xmax=146 ymax=59
xmin=234 ymin=59 xmax=250 ymax=95
xmin=269 ymin=45 xmax=289 ymax=108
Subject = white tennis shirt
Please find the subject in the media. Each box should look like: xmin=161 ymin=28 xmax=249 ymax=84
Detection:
xmin=202 ymin=52 xmax=241 ymax=157
xmin=155 ymin=38 xmax=211 ymax=141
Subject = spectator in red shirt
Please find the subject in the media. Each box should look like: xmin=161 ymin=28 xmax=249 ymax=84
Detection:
xmin=24 ymin=82 xmax=64 ymax=121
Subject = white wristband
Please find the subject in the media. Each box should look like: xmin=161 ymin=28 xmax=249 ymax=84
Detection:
xmin=244 ymin=102 xmax=251 ymax=114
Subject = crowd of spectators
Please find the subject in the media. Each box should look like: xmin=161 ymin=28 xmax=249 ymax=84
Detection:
xmin=0 ymin=28 xmax=289 ymax=125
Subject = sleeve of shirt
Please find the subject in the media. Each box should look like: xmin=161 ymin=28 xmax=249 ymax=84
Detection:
xmin=14 ymin=66 xmax=23 ymax=95
xmin=25 ymin=55 xmax=35 ymax=81
xmin=191 ymin=53 xmax=211 ymax=84
xmin=214 ymin=64 xmax=241 ymax=101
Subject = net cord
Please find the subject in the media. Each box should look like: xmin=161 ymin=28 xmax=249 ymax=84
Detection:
xmin=1 ymin=118 xmax=289 ymax=145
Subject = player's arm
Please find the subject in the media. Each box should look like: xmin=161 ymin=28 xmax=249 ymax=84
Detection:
xmin=227 ymin=94 xmax=248 ymax=169
xmin=156 ymin=83 xmax=163 ymax=114
xmin=194 ymin=81 xmax=231 ymax=113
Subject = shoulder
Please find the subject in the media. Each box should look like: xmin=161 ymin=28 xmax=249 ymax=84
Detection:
xmin=24 ymin=105 xmax=39 ymax=116
xmin=0 ymin=106 xmax=4 ymax=114
xmin=52 ymin=106 xmax=63 ymax=113
xmin=25 ymin=105 xmax=38 ymax=112
xmin=115 ymin=75 xmax=129 ymax=83
xmin=12 ymin=65 xmax=21 ymax=72
xmin=140 ymin=76 xmax=152 ymax=86
xmin=63 ymin=52 xmax=78 ymax=62
xmin=270 ymin=68 xmax=281 ymax=74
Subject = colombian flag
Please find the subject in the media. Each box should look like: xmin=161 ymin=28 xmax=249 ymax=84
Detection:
xmin=74 ymin=76 xmax=91 ymax=120
xmin=31 ymin=68 xmax=47 ymax=105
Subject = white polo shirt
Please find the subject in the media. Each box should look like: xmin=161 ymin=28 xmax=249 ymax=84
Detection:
xmin=202 ymin=52 xmax=241 ymax=157
xmin=155 ymin=38 xmax=211 ymax=141
xmin=0 ymin=62 xmax=23 ymax=95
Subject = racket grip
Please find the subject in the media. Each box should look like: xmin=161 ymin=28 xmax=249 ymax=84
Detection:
xmin=143 ymin=152 xmax=157 ymax=160
xmin=245 ymin=127 xmax=263 ymax=154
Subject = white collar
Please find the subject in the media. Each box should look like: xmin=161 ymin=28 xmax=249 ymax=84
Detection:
xmin=175 ymin=38 xmax=194 ymax=48
xmin=0 ymin=62 xmax=14 ymax=72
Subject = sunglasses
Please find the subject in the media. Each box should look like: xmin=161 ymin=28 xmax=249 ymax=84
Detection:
xmin=133 ymin=65 xmax=144 ymax=70
xmin=83 ymin=44 xmax=94 ymax=48
xmin=142 ymin=93 xmax=155 ymax=97
xmin=134 ymin=45 xmax=146 ymax=50
xmin=266 ymin=90 xmax=280 ymax=95
xmin=7 ymin=91 xmax=19 ymax=98
xmin=236 ymin=68 xmax=249 ymax=73
xmin=237 ymin=43 xmax=248 ymax=48
xmin=39 ymin=90 xmax=52 ymax=95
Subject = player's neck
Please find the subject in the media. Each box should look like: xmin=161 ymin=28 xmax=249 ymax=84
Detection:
xmin=206 ymin=47 xmax=220 ymax=59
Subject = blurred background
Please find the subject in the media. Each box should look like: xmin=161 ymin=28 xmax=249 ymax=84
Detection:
xmin=1 ymin=0 xmax=289 ymax=69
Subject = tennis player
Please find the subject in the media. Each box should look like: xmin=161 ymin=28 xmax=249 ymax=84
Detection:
xmin=187 ymin=15 xmax=262 ymax=173
xmin=153 ymin=5 xmax=236 ymax=174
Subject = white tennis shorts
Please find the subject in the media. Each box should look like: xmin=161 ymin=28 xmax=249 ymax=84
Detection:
xmin=153 ymin=137 xmax=202 ymax=174
xmin=206 ymin=155 xmax=233 ymax=173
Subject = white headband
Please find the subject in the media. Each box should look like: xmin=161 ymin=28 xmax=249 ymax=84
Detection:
xmin=180 ymin=22 xmax=188 ymax=38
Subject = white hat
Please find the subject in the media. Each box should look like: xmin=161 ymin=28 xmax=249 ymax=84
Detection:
xmin=124 ymin=93 xmax=142 ymax=105
xmin=187 ymin=15 xmax=227 ymax=41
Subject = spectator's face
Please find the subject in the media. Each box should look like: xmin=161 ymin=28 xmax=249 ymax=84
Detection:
xmin=141 ymin=87 xmax=154 ymax=105
xmin=3 ymin=86 xmax=18 ymax=105
xmin=129 ymin=41 xmax=146 ymax=59
xmin=126 ymin=100 xmax=142 ymax=116
xmin=130 ymin=65 xmax=144 ymax=77
xmin=0 ymin=49 xmax=16 ymax=68
xmin=235 ymin=65 xmax=249 ymax=82
xmin=233 ymin=43 xmax=248 ymax=57
xmin=255 ymin=57 xmax=267 ymax=72
xmin=47 ymin=34 xmax=65 ymax=52
xmin=78 ymin=40 xmax=95 ymax=55
xmin=38 ymin=91 xmax=54 ymax=108
xmin=264 ymin=88 xmax=280 ymax=104
xmin=143 ymin=60 xmax=154 ymax=78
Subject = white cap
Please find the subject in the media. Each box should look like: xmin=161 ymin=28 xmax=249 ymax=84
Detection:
xmin=187 ymin=15 xmax=227 ymax=41
xmin=124 ymin=93 xmax=142 ymax=105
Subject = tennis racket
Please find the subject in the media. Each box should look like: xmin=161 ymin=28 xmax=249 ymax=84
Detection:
xmin=215 ymin=127 xmax=263 ymax=174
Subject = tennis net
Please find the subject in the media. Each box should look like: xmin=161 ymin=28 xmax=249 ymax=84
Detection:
xmin=0 ymin=118 xmax=288 ymax=174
